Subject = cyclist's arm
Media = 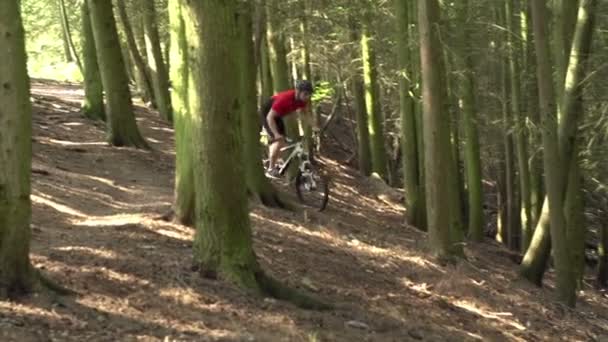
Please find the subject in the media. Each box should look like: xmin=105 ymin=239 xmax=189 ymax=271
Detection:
xmin=266 ymin=109 xmax=283 ymax=139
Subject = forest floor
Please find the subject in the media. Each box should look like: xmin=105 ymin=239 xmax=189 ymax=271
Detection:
xmin=1 ymin=79 xmax=607 ymax=341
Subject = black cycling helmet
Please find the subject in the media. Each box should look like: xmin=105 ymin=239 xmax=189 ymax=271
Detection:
xmin=295 ymin=79 xmax=314 ymax=93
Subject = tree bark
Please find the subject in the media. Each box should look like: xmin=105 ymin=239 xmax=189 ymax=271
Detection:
xmin=0 ymin=0 xmax=36 ymax=298
xmin=88 ymin=0 xmax=148 ymax=148
xmin=116 ymin=0 xmax=155 ymax=104
xmin=169 ymin=0 xmax=194 ymax=225
xmin=348 ymin=16 xmax=372 ymax=177
xmin=142 ymin=0 xmax=173 ymax=122
xmin=81 ymin=0 xmax=105 ymax=121
xmin=394 ymin=0 xmax=423 ymax=228
xmin=418 ymin=0 xmax=453 ymax=259
xmin=361 ymin=8 xmax=388 ymax=180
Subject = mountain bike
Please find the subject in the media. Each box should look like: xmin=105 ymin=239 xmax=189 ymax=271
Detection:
xmin=265 ymin=137 xmax=330 ymax=211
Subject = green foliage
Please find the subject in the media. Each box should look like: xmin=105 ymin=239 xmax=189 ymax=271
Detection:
xmin=311 ymin=80 xmax=334 ymax=103
xmin=21 ymin=0 xmax=83 ymax=81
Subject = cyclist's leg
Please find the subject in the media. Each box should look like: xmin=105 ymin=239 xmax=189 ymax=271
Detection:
xmin=268 ymin=118 xmax=286 ymax=170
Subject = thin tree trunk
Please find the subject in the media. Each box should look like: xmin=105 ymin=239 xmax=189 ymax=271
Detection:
xmin=499 ymin=30 xmax=518 ymax=248
xmin=142 ymin=0 xmax=173 ymax=122
xmin=236 ymin=0 xmax=285 ymax=208
xmin=410 ymin=0 xmax=427 ymax=231
xmin=58 ymin=0 xmax=84 ymax=74
xmin=169 ymin=0 xmax=194 ymax=225
xmin=599 ymin=224 xmax=608 ymax=287
xmin=348 ymin=16 xmax=372 ymax=176
xmin=58 ymin=0 xmax=73 ymax=63
xmin=81 ymin=0 xmax=105 ymax=121
xmin=418 ymin=0 xmax=453 ymax=259
xmin=265 ymin=0 xmax=298 ymax=178
xmin=116 ymin=0 xmax=154 ymax=104
xmin=361 ymin=8 xmax=388 ymax=180
xmin=453 ymin=0 xmax=483 ymax=241
xmin=394 ymin=0 xmax=423 ymax=228
xmin=88 ymin=0 xmax=148 ymax=148
xmin=299 ymin=2 xmax=315 ymax=155
xmin=506 ymin=0 xmax=532 ymax=251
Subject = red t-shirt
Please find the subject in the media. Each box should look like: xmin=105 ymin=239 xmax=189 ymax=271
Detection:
xmin=271 ymin=89 xmax=308 ymax=117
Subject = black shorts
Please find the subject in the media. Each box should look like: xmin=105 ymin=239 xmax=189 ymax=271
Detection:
xmin=260 ymin=98 xmax=285 ymax=140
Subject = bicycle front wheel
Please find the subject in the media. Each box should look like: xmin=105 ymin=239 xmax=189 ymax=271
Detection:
xmin=295 ymin=169 xmax=329 ymax=211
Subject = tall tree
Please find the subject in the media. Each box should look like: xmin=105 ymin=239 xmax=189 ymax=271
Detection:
xmin=169 ymin=0 xmax=194 ymax=225
xmin=506 ymin=0 xmax=532 ymax=250
xmin=236 ymin=0 xmax=284 ymax=208
xmin=530 ymin=0 xmax=597 ymax=306
xmin=116 ymin=0 xmax=155 ymax=105
xmin=81 ymin=0 xmax=105 ymax=121
xmin=361 ymin=5 xmax=388 ymax=180
xmin=142 ymin=0 xmax=173 ymax=122
xmin=88 ymin=0 xmax=148 ymax=148
xmin=394 ymin=0 xmax=423 ymax=227
xmin=418 ymin=0 xmax=453 ymax=258
xmin=265 ymin=0 xmax=298 ymax=178
xmin=0 ymin=0 xmax=35 ymax=297
xmin=453 ymin=0 xmax=483 ymax=241
xmin=348 ymin=16 xmax=372 ymax=177
xmin=184 ymin=0 xmax=326 ymax=309
xmin=599 ymin=224 xmax=608 ymax=287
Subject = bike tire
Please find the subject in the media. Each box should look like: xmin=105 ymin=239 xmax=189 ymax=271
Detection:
xmin=295 ymin=170 xmax=329 ymax=211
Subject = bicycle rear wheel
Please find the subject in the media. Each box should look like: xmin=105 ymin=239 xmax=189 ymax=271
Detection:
xmin=295 ymin=169 xmax=329 ymax=211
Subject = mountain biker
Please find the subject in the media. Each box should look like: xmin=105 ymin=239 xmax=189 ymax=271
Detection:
xmin=261 ymin=80 xmax=314 ymax=178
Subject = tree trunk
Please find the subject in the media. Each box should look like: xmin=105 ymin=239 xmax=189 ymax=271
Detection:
xmin=265 ymin=0 xmax=298 ymax=179
xmin=522 ymin=2 xmax=544 ymax=229
xmin=506 ymin=0 xmax=532 ymax=251
xmin=58 ymin=0 xmax=73 ymax=63
xmin=260 ymin=36 xmax=274 ymax=101
xmin=531 ymin=0 xmax=571 ymax=304
xmin=599 ymin=224 xmax=608 ymax=288
xmin=529 ymin=0 xmax=598 ymax=307
xmin=361 ymin=9 xmax=388 ymax=180
xmin=519 ymin=0 xmax=551 ymax=287
xmin=552 ymin=0 xmax=578 ymax=107
xmin=184 ymin=1 xmax=327 ymax=310
xmin=116 ymin=0 xmax=154 ymax=104
xmin=500 ymin=30 xmax=518 ymax=249
xmin=88 ymin=0 xmax=148 ymax=148
xmin=442 ymin=38 xmax=465 ymax=255
xmin=81 ymin=0 xmax=105 ymax=121
xmin=299 ymin=3 xmax=315 ymax=155
xmin=558 ymin=0 xmax=597 ymax=292
xmin=187 ymin=0 xmax=258 ymax=285
xmin=394 ymin=0 xmax=423 ymax=228
xmin=142 ymin=0 xmax=173 ymax=122
xmin=520 ymin=199 xmax=551 ymax=285
xmin=255 ymin=0 xmax=273 ymax=103
xmin=58 ymin=0 xmax=83 ymax=74
xmin=0 ymin=0 xmax=36 ymax=297
xmin=418 ymin=0 xmax=453 ymax=259
xmin=348 ymin=17 xmax=372 ymax=177
xmin=411 ymin=0 xmax=428 ymax=231
xmin=169 ymin=0 xmax=194 ymax=225
xmin=236 ymin=1 xmax=284 ymax=208
xmin=453 ymin=0 xmax=483 ymax=241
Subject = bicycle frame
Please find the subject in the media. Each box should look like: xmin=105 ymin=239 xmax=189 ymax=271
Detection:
xmin=277 ymin=140 xmax=314 ymax=180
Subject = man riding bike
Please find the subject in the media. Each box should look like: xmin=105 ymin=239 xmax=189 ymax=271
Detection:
xmin=261 ymin=80 xmax=314 ymax=178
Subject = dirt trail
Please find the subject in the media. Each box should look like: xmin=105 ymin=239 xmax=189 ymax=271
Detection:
xmin=1 ymin=79 xmax=607 ymax=341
